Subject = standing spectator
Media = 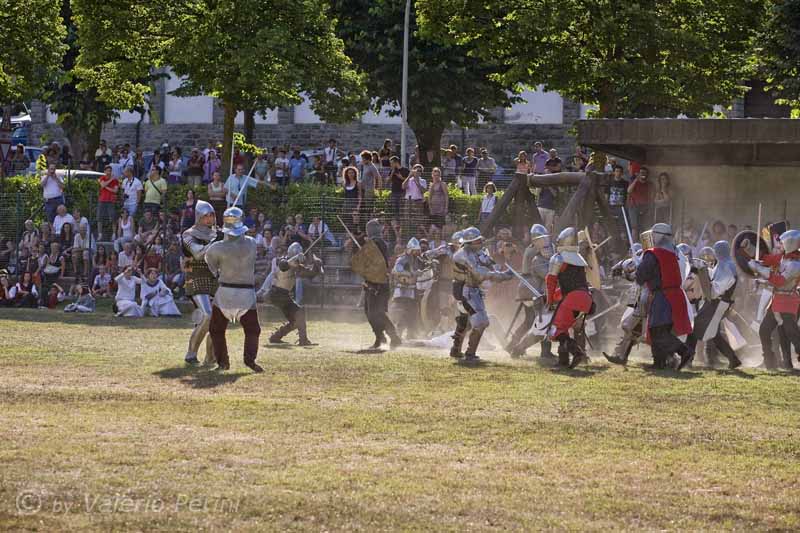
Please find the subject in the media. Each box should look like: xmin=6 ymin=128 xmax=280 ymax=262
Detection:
xmin=232 ymin=147 xmax=245 ymax=169
xmin=97 ymin=165 xmax=119 ymax=241
xmin=203 ymin=150 xmax=220 ymax=184
xmin=403 ymin=164 xmax=427 ymax=224
xmin=572 ymin=146 xmax=589 ymax=171
xmin=167 ymin=147 xmax=183 ymax=184
xmin=132 ymin=147 xmax=146 ymax=179
xmin=118 ymin=145 xmax=135 ymax=170
xmin=273 ymin=148 xmax=289 ymax=187
xmin=40 ymin=163 xmax=65 ymax=223
xmin=537 ymin=185 xmax=557 ymax=233
xmin=253 ymin=152 xmax=269 ymax=182
xmin=180 ymin=189 xmax=198 ymax=231
xmin=324 ymin=138 xmax=339 ymax=178
xmin=44 ymin=142 xmax=61 ymax=168
xmin=308 ymin=156 xmax=328 ymax=184
xmin=52 ymin=204 xmax=75 ymax=235
xmin=207 ymin=170 xmax=226 ymax=226
xmin=94 ymin=140 xmax=112 ymax=172
xmin=626 ymin=166 xmax=653 ymax=237
xmin=653 ymin=172 xmax=672 ymax=223
xmin=121 ymin=167 xmax=143 ymax=219
xmin=185 ymin=148 xmax=205 ymax=187
xmin=288 ymin=147 xmax=306 ymax=183
xmin=460 ymin=147 xmax=479 ymax=195
xmin=388 ymin=156 xmax=409 ymax=219
xmin=476 ymin=148 xmax=497 ymax=190
xmin=379 ymin=139 xmax=394 ymax=180
xmin=202 ymin=139 xmax=216 ymax=159
xmin=427 ymin=167 xmax=448 ymax=230
xmin=514 ymin=151 xmax=531 ymax=175
xmin=114 ymin=209 xmax=135 ymax=253
xmin=143 ymin=169 xmax=167 ymax=214
xmin=607 ymin=164 xmax=629 ymax=247
xmin=479 ymin=182 xmax=497 ymax=224
xmin=225 ymin=164 xmax=261 ymax=208
xmin=545 ymin=149 xmax=562 ymax=173
xmin=9 ymin=144 xmax=31 ymax=175
xmin=342 ymin=167 xmax=363 ymax=229
xmin=360 ymin=150 xmax=381 ymax=209
xmin=441 ymin=145 xmax=461 ymax=184
xmin=531 ymin=141 xmax=549 ymax=174
xmin=60 ymin=145 xmax=73 ymax=168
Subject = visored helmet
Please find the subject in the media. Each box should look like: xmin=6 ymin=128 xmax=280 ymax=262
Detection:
xmin=460 ymin=227 xmax=483 ymax=244
xmin=780 ymin=230 xmax=800 ymax=254
xmin=222 ymin=207 xmax=247 ymax=237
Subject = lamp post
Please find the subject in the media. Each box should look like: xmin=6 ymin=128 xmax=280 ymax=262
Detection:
xmin=400 ymin=0 xmax=411 ymax=166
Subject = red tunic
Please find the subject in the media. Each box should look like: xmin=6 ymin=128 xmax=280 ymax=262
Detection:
xmin=647 ymin=248 xmax=692 ymax=338
xmin=546 ymin=264 xmax=593 ymax=339
xmin=761 ymin=252 xmax=800 ymax=316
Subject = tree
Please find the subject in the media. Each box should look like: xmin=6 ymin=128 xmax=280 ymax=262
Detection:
xmin=760 ymin=0 xmax=800 ymax=110
xmin=0 ymin=0 xmax=65 ymax=110
xmin=330 ymin=0 xmax=521 ymax=167
xmin=71 ymin=0 xmax=368 ymax=175
xmin=417 ymin=0 xmax=763 ymax=118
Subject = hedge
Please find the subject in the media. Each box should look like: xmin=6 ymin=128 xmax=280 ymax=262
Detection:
xmin=1 ymin=176 xmax=508 ymax=232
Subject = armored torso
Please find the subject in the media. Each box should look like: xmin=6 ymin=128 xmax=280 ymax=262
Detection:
xmin=182 ymin=225 xmax=218 ymax=296
xmin=205 ymin=235 xmax=257 ymax=320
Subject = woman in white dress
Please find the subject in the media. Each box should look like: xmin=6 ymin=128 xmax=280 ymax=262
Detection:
xmin=140 ymin=268 xmax=181 ymax=317
xmin=115 ymin=266 xmax=143 ymax=317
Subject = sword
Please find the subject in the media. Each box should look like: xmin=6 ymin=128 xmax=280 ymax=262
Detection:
xmin=229 ymin=160 xmax=258 ymax=208
xmin=593 ymin=236 xmax=612 ymax=251
xmin=755 ymin=203 xmax=762 ymax=260
xmin=286 ymin=233 xmax=325 ymax=263
xmin=336 ymin=215 xmax=361 ymax=249
xmin=621 ymin=206 xmax=635 ymax=252
xmin=587 ymin=302 xmax=621 ymax=323
xmin=505 ymin=264 xmax=543 ymax=300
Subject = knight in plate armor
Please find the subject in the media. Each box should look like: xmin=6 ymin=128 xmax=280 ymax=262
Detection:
xmin=749 ymin=229 xmax=800 ymax=369
xmin=545 ymin=227 xmax=595 ymax=368
xmin=505 ymin=224 xmax=554 ymax=359
xmin=604 ymin=243 xmax=646 ymax=366
xmin=261 ymin=241 xmax=322 ymax=346
xmin=681 ymin=240 xmax=742 ymax=369
xmin=181 ymin=200 xmax=218 ymax=366
xmin=635 ymin=223 xmax=693 ymax=370
xmin=204 ymin=207 xmax=263 ymax=373
xmin=361 ymin=219 xmax=402 ymax=350
xmin=391 ymin=237 xmax=424 ymax=339
xmin=450 ymin=227 xmax=514 ymax=363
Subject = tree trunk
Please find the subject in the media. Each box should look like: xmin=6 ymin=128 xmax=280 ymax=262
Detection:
xmin=221 ymin=100 xmax=236 ymax=177
xmin=413 ymin=125 xmax=443 ymax=168
xmin=243 ymin=109 xmax=255 ymax=144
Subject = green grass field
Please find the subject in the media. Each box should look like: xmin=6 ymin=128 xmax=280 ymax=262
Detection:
xmin=0 ymin=307 xmax=798 ymax=531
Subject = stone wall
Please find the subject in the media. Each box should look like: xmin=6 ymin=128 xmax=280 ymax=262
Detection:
xmin=30 ymin=100 xmax=581 ymax=168
xmin=648 ymin=165 xmax=800 ymax=230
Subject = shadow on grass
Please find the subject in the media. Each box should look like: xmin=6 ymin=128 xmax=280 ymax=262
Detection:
xmin=152 ymin=365 xmax=250 ymax=389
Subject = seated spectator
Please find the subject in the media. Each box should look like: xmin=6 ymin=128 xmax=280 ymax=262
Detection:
xmin=244 ymin=207 xmax=258 ymax=229
xmin=479 ymin=182 xmax=497 ymax=224
xmin=136 ymin=210 xmax=159 ymax=246
xmin=308 ymin=216 xmax=337 ymax=246
xmin=115 ymin=209 xmax=135 ymax=252
xmin=140 ymin=268 xmax=181 ymax=317
xmin=71 ymin=224 xmax=93 ymax=281
xmin=53 ymin=204 xmax=75 ymax=235
xmin=107 ymin=251 xmax=119 ymax=278
xmin=41 ymin=242 xmax=65 ymax=300
xmin=142 ymin=247 xmax=162 ymax=272
xmin=118 ymin=242 xmax=134 ymax=271
xmin=92 ymin=265 xmax=113 ymax=298
xmin=114 ymin=266 xmax=143 ymax=317
xmin=162 ymin=241 xmax=182 ymax=290
xmin=294 ymin=213 xmax=311 ymax=246
xmin=64 ymin=285 xmax=96 ymax=313
xmin=11 ymin=271 xmax=39 ymax=308
xmin=21 ymin=220 xmax=39 ymax=252
xmin=59 ymin=223 xmax=75 ymax=259
xmin=44 ymin=282 xmax=66 ymax=309
xmin=39 ymin=221 xmax=54 ymax=249
xmin=0 ymin=270 xmax=12 ymax=306
xmin=71 ymin=207 xmax=90 ymax=232
xmin=0 ymin=240 xmax=17 ymax=269
xmin=91 ymin=245 xmax=109 ymax=281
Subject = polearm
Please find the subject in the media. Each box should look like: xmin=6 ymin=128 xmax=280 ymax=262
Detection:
xmin=505 ymin=264 xmax=543 ymax=300
xmin=621 ymin=206 xmax=636 ymax=252
xmin=286 ymin=233 xmax=325 ymax=263
xmin=228 ymin=159 xmax=259 ymax=208
xmin=336 ymin=215 xmax=361 ymax=249
xmin=755 ymin=203 xmax=762 ymax=260
xmin=593 ymin=236 xmax=612 ymax=251
xmin=586 ymin=302 xmax=621 ymax=324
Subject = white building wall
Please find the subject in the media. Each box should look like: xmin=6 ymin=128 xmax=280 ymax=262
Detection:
xmin=235 ymin=109 xmax=279 ymax=125
xmin=505 ymin=86 xmax=563 ymax=124
xmin=163 ymin=70 xmax=214 ymax=124
xmin=293 ymin=94 xmax=323 ymax=124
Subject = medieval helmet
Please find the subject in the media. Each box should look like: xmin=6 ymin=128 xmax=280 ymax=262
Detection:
xmin=194 ymin=200 xmax=215 ymax=226
xmin=221 ymin=206 xmax=248 ymax=237
xmin=676 ymin=242 xmax=692 ymax=261
xmin=451 ymin=230 xmax=464 ymax=246
xmin=366 ymin=218 xmax=383 ymax=240
xmin=651 ymin=223 xmax=674 ymax=248
xmin=460 ymin=227 xmax=483 ymax=244
xmin=698 ymin=246 xmax=715 ymax=266
xmin=556 ymin=227 xmax=578 ymax=249
xmin=406 ymin=237 xmax=421 ymax=252
xmin=530 ymin=224 xmax=548 ymax=240
xmin=780 ymin=229 xmax=800 ymax=254
xmin=287 ymin=242 xmax=304 ymax=257
xmin=712 ymin=240 xmax=732 ymax=261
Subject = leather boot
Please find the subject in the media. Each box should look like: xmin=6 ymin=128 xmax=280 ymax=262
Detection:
xmin=540 ymin=340 xmax=555 ymax=359
xmin=269 ymin=323 xmax=293 ymax=344
xmin=463 ymin=329 xmax=483 ymax=362
xmin=450 ymin=315 xmax=468 ymax=358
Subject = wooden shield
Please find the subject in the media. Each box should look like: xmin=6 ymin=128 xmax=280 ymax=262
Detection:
xmin=580 ymin=228 xmax=603 ymax=290
xmin=351 ymin=239 xmax=388 ymax=284
xmin=695 ymin=265 xmax=713 ymax=301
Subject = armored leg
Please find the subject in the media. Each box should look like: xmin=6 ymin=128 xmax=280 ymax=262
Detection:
xmin=186 ymin=294 xmax=213 ymax=364
xmin=451 ymin=313 xmax=469 ymax=358
xmin=759 ymin=312 xmax=779 ymax=369
xmin=555 ymin=334 xmax=571 ymax=367
xmin=508 ymin=305 xmax=536 ymax=354
xmin=464 ymin=328 xmax=484 ymax=360
xmin=711 ymin=331 xmax=741 ymax=369
xmin=779 ymin=313 xmax=800 ymax=369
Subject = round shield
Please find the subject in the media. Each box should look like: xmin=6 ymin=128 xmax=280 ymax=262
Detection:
xmin=732 ymin=230 xmax=769 ymax=278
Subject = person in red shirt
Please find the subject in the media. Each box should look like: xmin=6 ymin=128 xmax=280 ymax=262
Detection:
xmin=97 ymin=165 xmax=119 ymax=241
xmin=626 ymin=166 xmax=652 ymax=237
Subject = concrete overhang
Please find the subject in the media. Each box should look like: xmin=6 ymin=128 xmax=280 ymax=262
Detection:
xmin=577 ymin=118 xmax=800 ymax=166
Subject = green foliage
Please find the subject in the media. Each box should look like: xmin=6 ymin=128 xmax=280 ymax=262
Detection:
xmin=417 ymin=0 xmax=764 ymax=118
xmin=330 ymin=0 xmax=522 ymax=164
xmin=760 ymin=0 xmax=800 ymax=108
xmin=0 ymin=0 xmax=66 ymax=105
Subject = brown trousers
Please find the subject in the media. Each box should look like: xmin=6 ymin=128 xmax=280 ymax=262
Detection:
xmin=209 ymin=306 xmax=261 ymax=367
